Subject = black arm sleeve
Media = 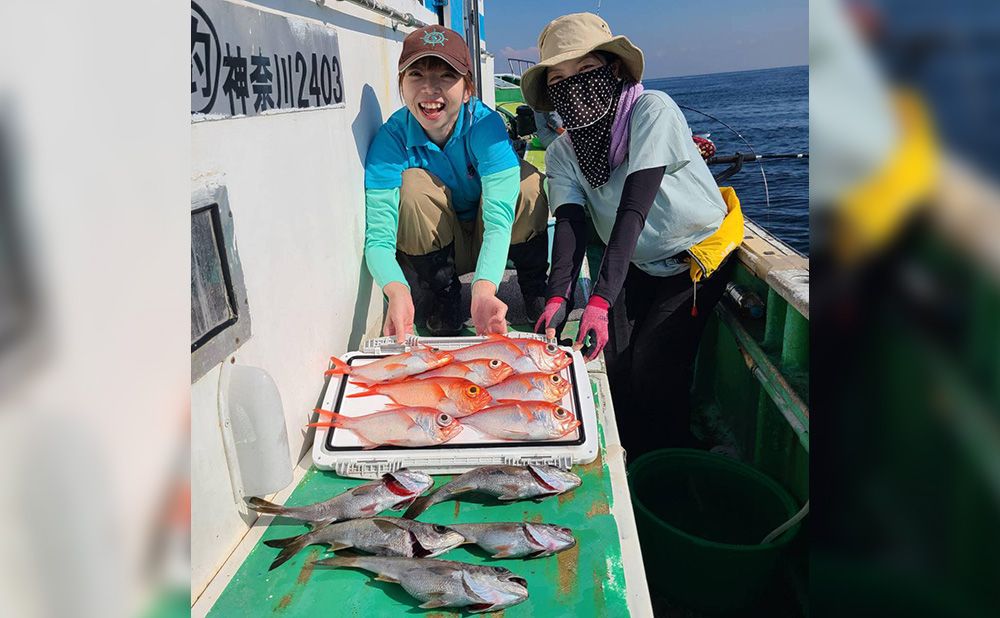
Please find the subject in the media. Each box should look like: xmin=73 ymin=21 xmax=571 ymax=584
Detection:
xmin=592 ymin=165 xmax=666 ymax=305
xmin=545 ymin=203 xmax=587 ymax=301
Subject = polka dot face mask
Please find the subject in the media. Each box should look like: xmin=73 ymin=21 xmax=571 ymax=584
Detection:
xmin=548 ymin=64 xmax=622 ymax=188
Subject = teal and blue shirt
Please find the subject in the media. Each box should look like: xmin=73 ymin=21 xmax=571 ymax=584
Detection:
xmin=364 ymin=97 xmax=521 ymax=290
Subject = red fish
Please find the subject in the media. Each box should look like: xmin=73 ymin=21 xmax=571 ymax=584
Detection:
xmin=309 ymin=407 xmax=463 ymax=449
xmin=325 ymin=346 xmax=453 ymax=385
xmin=487 ymin=372 xmax=571 ymax=403
xmin=414 ymin=358 xmax=515 ymax=387
xmin=348 ymin=377 xmax=493 ymax=418
xmin=460 ymin=402 xmax=580 ymax=441
xmin=451 ymin=335 xmax=572 ymax=374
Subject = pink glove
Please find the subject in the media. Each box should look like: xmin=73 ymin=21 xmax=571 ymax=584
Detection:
xmin=534 ymin=297 xmax=568 ymax=336
xmin=577 ymin=296 xmax=610 ymax=361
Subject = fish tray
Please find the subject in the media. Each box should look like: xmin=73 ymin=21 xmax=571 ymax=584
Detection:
xmin=311 ymin=333 xmax=599 ymax=478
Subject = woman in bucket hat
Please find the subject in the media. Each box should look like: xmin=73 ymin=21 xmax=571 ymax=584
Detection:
xmin=527 ymin=14 xmax=745 ymax=455
xmin=364 ymin=26 xmax=550 ymax=339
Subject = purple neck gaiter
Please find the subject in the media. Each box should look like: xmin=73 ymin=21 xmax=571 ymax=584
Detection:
xmin=609 ymin=81 xmax=645 ymax=170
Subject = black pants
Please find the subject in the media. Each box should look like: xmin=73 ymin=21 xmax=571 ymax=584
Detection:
xmin=603 ymin=257 xmax=735 ymax=459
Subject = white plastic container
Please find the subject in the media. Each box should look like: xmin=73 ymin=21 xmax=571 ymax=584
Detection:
xmin=311 ymin=333 xmax=599 ymax=479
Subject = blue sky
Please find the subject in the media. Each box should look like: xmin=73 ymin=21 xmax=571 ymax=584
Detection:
xmin=484 ymin=0 xmax=808 ymax=79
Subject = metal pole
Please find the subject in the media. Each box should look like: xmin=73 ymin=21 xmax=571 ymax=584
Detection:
xmin=466 ymin=0 xmax=483 ymax=98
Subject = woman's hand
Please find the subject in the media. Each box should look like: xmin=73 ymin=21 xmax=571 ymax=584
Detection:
xmin=470 ymin=280 xmax=508 ymax=336
xmin=534 ymin=297 xmax=568 ymax=340
xmin=576 ymin=296 xmax=610 ymax=361
xmin=383 ymin=282 xmax=415 ymax=343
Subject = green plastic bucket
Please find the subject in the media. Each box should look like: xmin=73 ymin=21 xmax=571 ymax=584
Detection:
xmin=628 ymin=449 xmax=802 ymax=613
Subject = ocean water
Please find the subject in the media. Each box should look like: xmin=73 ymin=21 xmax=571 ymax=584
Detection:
xmin=644 ymin=65 xmax=809 ymax=254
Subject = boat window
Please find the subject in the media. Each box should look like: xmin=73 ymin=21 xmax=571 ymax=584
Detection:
xmin=191 ymin=181 xmax=251 ymax=382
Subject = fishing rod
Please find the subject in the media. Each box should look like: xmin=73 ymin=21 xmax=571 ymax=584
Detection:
xmin=678 ymin=103 xmax=803 ymax=229
xmin=707 ymin=152 xmax=809 ymax=184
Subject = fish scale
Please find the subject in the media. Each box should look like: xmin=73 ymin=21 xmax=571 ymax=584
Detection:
xmin=313 ymin=555 xmax=530 ymax=613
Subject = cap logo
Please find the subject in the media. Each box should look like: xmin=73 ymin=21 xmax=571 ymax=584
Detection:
xmin=422 ymin=30 xmax=448 ymax=47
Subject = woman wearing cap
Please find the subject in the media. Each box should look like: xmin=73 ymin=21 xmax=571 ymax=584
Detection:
xmin=364 ymin=26 xmax=550 ymax=339
xmin=526 ymin=14 xmax=745 ymax=454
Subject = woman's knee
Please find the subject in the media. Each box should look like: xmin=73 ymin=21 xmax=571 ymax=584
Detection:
xmin=398 ymin=168 xmax=455 ymax=255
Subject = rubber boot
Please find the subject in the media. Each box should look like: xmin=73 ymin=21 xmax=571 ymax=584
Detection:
xmin=508 ymin=233 xmax=550 ymax=324
xmin=399 ymin=244 xmax=464 ymax=336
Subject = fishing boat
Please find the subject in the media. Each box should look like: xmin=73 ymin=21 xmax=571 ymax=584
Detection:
xmin=190 ymin=1 xmax=808 ymax=616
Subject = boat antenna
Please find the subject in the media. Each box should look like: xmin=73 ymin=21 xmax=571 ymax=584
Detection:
xmin=678 ymin=104 xmax=771 ymax=228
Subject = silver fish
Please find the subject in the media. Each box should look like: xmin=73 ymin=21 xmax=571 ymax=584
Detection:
xmin=314 ymin=555 xmax=529 ymax=613
xmin=402 ymin=465 xmax=581 ymax=519
xmin=263 ymin=517 xmax=466 ymax=570
xmin=246 ymin=469 xmax=433 ymax=526
xmin=450 ymin=522 xmax=577 ymax=558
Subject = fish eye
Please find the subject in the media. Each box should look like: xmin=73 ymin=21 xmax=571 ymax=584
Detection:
xmin=555 ymin=407 xmax=569 ymax=419
xmin=433 ymin=525 xmax=448 ymax=533
xmin=492 ymin=566 xmax=507 ymax=574
xmin=545 ymin=343 xmax=558 ymax=354
xmin=549 ymin=374 xmax=561 ymax=383
xmin=561 ymin=527 xmax=573 ymax=534
xmin=489 ymin=359 xmax=501 ymax=368
xmin=467 ymin=385 xmax=480 ymax=396
xmin=437 ymin=413 xmax=453 ymax=426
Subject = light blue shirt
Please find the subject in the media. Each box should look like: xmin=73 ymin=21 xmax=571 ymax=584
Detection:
xmin=546 ymin=90 xmax=726 ymax=276
xmin=365 ymin=97 xmax=519 ymax=221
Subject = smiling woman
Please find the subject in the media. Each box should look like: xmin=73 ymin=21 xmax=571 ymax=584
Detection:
xmin=364 ymin=26 xmax=552 ymax=338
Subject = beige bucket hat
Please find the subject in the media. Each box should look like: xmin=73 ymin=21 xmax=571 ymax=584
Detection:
xmin=521 ymin=13 xmax=645 ymax=112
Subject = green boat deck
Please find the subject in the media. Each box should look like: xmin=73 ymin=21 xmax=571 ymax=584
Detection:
xmin=196 ymin=372 xmax=653 ymax=616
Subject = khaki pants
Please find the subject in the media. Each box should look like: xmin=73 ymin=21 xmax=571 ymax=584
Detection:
xmin=396 ymin=159 xmax=549 ymax=274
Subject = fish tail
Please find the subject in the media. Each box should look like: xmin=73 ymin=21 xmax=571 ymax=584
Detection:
xmin=246 ymin=497 xmax=287 ymax=515
xmin=310 ymin=409 xmax=349 ymax=428
xmin=263 ymin=531 xmax=315 ymax=570
xmin=313 ymin=556 xmax=358 ymax=569
xmin=346 ymin=387 xmax=378 ymax=398
xmin=324 ymin=356 xmax=352 ymax=376
xmin=401 ymin=494 xmax=433 ymax=519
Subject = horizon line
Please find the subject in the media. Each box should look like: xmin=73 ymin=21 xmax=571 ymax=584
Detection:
xmin=644 ymin=63 xmax=807 ymax=81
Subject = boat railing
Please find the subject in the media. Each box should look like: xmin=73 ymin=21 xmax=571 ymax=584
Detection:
xmin=507 ymin=57 xmax=536 ymax=78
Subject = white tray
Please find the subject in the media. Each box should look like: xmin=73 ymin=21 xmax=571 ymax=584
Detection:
xmin=311 ymin=333 xmax=599 ymax=479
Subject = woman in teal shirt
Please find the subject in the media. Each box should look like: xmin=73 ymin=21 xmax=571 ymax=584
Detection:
xmin=364 ymin=26 xmax=549 ymax=339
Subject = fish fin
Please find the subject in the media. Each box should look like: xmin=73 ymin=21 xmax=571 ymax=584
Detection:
xmin=484 ymin=333 xmax=507 ymax=341
xmin=390 ymin=496 xmax=417 ymax=511
xmin=346 ymin=387 xmax=378 ymax=398
xmin=447 ymin=484 xmax=478 ymax=496
xmin=324 ymin=356 xmax=351 ymax=376
xmin=359 ymin=503 xmax=380 ymax=515
xmin=490 ymin=545 xmax=516 ymax=558
xmin=495 ymin=398 xmax=521 ymax=404
xmin=381 ymin=402 xmax=406 ymax=410
xmin=327 ymin=541 xmax=353 ymax=551
xmin=350 ymin=482 xmax=378 ymax=496
xmin=360 ymin=443 xmax=382 ymax=450
xmin=418 ymin=596 xmax=449 ymax=609
xmin=402 ymin=495 xmax=432 ymax=519
xmin=374 ymin=574 xmax=401 ymax=584
xmin=370 ymin=518 xmax=406 ymax=533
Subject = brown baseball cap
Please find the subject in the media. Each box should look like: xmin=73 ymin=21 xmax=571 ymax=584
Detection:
xmin=398 ymin=26 xmax=472 ymax=75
